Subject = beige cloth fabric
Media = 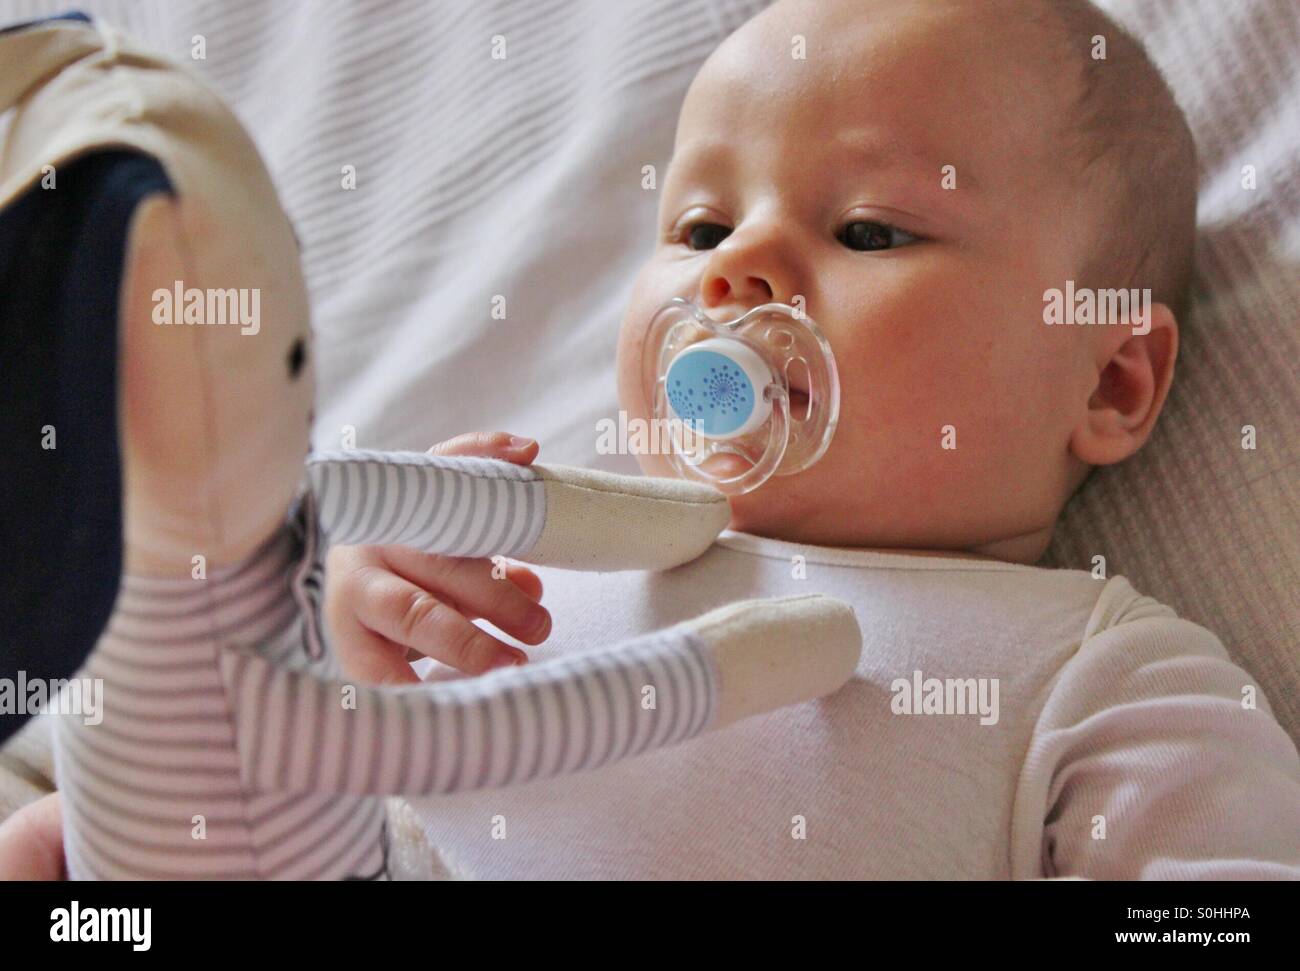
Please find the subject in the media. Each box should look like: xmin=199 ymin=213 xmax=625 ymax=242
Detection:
xmin=529 ymin=465 xmax=729 ymax=571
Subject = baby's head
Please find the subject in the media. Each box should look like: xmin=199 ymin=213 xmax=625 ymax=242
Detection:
xmin=616 ymin=0 xmax=1196 ymax=562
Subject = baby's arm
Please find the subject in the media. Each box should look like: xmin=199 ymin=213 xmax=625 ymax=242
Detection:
xmin=1011 ymin=596 xmax=1300 ymax=879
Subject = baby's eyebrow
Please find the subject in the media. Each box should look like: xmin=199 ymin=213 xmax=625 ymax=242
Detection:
xmin=667 ymin=139 xmax=734 ymax=179
xmin=833 ymin=128 xmax=980 ymax=194
xmin=665 ymin=132 xmax=983 ymax=236
xmin=670 ymin=131 xmax=980 ymax=197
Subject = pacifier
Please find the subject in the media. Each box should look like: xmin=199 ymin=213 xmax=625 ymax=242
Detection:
xmin=641 ymin=298 xmax=840 ymax=495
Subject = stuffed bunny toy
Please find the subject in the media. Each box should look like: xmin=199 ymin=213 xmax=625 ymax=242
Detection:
xmin=0 ymin=14 xmax=861 ymax=879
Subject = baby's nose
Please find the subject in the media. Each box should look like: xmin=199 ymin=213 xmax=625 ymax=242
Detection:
xmin=701 ymin=267 xmax=774 ymax=309
xmin=697 ymin=224 xmax=796 ymax=313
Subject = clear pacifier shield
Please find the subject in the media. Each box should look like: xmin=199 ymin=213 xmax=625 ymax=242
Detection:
xmin=642 ymin=298 xmax=841 ymax=495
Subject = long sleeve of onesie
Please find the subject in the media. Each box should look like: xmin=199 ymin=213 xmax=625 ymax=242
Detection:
xmin=1010 ymin=577 xmax=1300 ymax=879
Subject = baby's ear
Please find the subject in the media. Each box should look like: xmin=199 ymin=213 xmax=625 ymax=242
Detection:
xmin=1069 ymin=302 xmax=1179 ymax=466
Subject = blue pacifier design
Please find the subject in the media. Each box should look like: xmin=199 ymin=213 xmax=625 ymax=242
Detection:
xmin=666 ymin=341 xmax=765 ymax=438
xmin=642 ymin=299 xmax=840 ymax=495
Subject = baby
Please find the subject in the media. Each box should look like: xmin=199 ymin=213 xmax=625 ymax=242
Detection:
xmin=326 ymin=0 xmax=1300 ymax=878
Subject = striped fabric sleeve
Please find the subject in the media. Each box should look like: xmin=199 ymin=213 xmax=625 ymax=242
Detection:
xmin=216 ymin=626 xmax=719 ymax=797
xmin=305 ymin=450 xmax=546 ymax=557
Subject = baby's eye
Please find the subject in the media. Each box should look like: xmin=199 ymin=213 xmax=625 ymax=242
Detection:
xmin=837 ymin=220 xmax=918 ymax=252
xmin=684 ymin=223 xmax=733 ymax=251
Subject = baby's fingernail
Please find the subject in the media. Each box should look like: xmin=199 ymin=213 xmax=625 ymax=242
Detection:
xmin=530 ymin=610 xmax=552 ymax=641
xmin=491 ymin=648 xmax=528 ymax=670
xmin=508 ymin=436 xmax=535 ymax=450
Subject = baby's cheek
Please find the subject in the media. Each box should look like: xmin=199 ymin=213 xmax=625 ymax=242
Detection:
xmin=615 ymin=275 xmax=659 ymax=418
xmin=615 ymin=269 xmax=687 ymax=479
xmin=834 ymin=338 xmax=1023 ymax=497
xmin=614 ymin=328 xmax=644 ymax=419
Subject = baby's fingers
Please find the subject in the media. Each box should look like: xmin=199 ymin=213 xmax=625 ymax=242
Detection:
xmin=338 ymin=623 xmax=422 ymax=686
xmin=502 ymin=562 xmax=543 ymax=603
xmin=352 ymin=566 xmax=528 ymax=675
xmin=380 ymin=546 xmax=551 ymax=646
xmin=428 ymin=431 xmax=537 ymax=465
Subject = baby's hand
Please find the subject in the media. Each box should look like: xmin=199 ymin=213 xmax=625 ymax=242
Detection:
xmin=0 ymin=793 xmax=65 ymax=880
xmin=323 ymin=432 xmax=552 ymax=684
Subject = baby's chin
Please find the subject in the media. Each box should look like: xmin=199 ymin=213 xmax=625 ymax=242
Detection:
xmin=631 ymin=443 xmax=828 ymax=539
xmin=719 ymin=484 xmax=804 ymax=541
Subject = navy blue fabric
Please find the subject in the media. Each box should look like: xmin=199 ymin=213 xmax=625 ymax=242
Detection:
xmin=0 ymin=150 xmax=173 ymax=743
xmin=0 ymin=11 xmax=91 ymax=36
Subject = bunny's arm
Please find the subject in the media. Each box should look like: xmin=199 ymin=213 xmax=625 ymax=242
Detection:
xmin=213 ymin=451 xmax=860 ymax=798
xmin=217 ymin=595 xmax=859 ymax=797
xmin=305 ymin=449 xmax=730 ymax=571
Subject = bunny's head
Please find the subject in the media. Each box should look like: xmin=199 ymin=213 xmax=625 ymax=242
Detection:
xmin=0 ymin=14 xmax=314 ymax=580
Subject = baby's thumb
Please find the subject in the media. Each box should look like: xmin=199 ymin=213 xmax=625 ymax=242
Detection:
xmin=429 ymin=432 xmax=538 ymax=465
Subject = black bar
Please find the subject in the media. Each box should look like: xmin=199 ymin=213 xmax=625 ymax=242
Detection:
xmin=0 ymin=880 xmax=1288 ymax=957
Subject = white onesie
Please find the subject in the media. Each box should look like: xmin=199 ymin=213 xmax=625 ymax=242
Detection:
xmin=411 ymin=531 xmax=1300 ymax=879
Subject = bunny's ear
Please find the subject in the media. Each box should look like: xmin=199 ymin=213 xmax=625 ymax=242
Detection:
xmin=306 ymin=450 xmax=729 ymax=572
xmin=0 ymin=14 xmax=100 ymax=116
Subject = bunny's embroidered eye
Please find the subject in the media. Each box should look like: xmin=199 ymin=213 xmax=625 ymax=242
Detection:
xmin=288 ymin=338 xmax=307 ymax=379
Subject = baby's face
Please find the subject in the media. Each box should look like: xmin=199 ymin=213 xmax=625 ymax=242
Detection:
xmin=616 ymin=0 xmax=1104 ymax=556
